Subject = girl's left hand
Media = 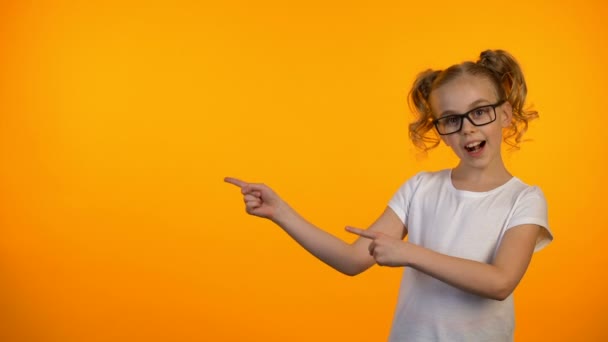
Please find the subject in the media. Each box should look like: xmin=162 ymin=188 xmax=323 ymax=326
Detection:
xmin=345 ymin=227 xmax=409 ymax=267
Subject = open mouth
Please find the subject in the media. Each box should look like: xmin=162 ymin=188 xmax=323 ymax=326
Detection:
xmin=464 ymin=141 xmax=486 ymax=153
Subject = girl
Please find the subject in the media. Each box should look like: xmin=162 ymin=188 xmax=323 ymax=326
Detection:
xmin=225 ymin=49 xmax=552 ymax=341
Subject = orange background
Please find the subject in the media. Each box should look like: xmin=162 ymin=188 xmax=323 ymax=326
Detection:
xmin=1 ymin=1 xmax=606 ymax=341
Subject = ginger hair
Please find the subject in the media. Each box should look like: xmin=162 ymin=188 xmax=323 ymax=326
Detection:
xmin=408 ymin=50 xmax=538 ymax=152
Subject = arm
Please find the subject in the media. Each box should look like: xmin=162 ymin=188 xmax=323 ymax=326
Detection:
xmin=405 ymin=224 xmax=540 ymax=300
xmin=348 ymin=224 xmax=540 ymax=300
xmin=224 ymin=177 xmax=405 ymax=276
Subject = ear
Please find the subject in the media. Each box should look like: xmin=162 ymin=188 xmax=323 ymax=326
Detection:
xmin=500 ymin=101 xmax=513 ymax=128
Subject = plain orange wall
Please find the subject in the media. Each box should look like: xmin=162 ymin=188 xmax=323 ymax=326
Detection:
xmin=1 ymin=0 xmax=607 ymax=341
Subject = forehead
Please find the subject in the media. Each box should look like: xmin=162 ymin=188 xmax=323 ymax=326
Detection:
xmin=428 ymin=75 xmax=498 ymax=116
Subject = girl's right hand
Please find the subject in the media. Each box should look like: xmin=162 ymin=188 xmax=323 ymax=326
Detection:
xmin=224 ymin=177 xmax=286 ymax=220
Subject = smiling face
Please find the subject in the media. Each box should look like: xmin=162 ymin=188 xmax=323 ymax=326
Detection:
xmin=429 ymin=75 xmax=513 ymax=172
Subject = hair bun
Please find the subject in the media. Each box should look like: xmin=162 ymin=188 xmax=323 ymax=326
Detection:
xmin=477 ymin=49 xmax=508 ymax=76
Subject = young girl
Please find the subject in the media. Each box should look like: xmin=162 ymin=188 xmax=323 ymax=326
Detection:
xmin=225 ymin=49 xmax=552 ymax=341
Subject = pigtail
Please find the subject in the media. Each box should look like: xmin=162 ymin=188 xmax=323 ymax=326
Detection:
xmin=477 ymin=50 xmax=538 ymax=149
xmin=406 ymin=50 xmax=536 ymax=152
xmin=408 ymin=69 xmax=441 ymax=152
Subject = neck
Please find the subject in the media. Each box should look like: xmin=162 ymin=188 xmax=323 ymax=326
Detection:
xmin=451 ymin=160 xmax=512 ymax=191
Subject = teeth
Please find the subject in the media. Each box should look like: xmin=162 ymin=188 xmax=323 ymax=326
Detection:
xmin=465 ymin=141 xmax=485 ymax=152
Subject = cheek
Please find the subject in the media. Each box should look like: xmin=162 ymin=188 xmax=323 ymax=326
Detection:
xmin=442 ymin=135 xmax=456 ymax=147
xmin=487 ymin=125 xmax=505 ymax=143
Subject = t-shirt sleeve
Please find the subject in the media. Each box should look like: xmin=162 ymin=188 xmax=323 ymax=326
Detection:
xmin=388 ymin=172 xmax=423 ymax=225
xmin=507 ymin=186 xmax=553 ymax=252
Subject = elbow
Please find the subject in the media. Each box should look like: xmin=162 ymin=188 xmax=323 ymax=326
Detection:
xmin=338 ymin=259 xmax=373 ymax=277
xmin=488 ymin=280 xmax=517 ymax=301
xmin=341 ymin=270 xmax=359 ymax=277
xmin=340 ymin=265 xmax=367 ymax=277
xmin=333 ymin=247 xmax=376 ymax=277
xmin=490 ymin=290 xmax=512 ymax=301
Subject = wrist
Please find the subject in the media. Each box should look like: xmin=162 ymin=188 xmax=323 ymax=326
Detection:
xmin=270 ymin=201 xmax=295 ymax=225
xmin=402 ymin=242 xmax=418 ymax=268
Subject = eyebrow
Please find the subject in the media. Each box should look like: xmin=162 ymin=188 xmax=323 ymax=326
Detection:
xmin=439 ymin=99 xmax=493 ymax=117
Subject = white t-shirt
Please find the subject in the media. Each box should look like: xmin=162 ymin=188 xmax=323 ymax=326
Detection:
xmin=387 ymin=169 xmax=552 ymax=342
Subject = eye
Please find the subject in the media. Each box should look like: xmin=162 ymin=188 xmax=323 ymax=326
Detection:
xmin=472 ymin=106 xmax=491 ymax=118
xmin=444 ymin=115 xmax=461 ymax=127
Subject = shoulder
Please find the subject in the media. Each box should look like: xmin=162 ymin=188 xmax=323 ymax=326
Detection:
xmin=390 ymin=169 xmax=451 ymax=201
xmin=505 ymin=178 xmax=552 ymax=251
xmin=407 ymin=169 xmax=451 ymax=185
xmin=507 ymin=178 xmax=547 ymax=202
xmin=389 ymin=169 xmax=450 ymax=223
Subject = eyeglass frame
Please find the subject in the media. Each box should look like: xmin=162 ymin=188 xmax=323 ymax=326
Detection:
xmin=432 ymin=100 xmax=506 ymax=135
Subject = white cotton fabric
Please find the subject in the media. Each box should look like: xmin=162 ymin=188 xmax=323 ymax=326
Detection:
xmin=387 ymin=169 xmax=552 ymax=342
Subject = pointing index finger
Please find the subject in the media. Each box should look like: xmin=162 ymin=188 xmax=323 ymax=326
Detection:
xmin=224 ymin=177 xmax=248 ymax=188
xmin=345 ymin=226 xmax=379 ymax=240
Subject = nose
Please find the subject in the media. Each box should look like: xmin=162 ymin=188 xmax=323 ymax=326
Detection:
xmin=461 ymin=116 xmax=477 ymax=134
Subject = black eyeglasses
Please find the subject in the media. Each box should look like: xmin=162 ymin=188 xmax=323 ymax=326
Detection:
xmin=432 ymin=100 xmax=505 ymax=135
